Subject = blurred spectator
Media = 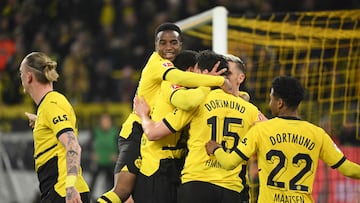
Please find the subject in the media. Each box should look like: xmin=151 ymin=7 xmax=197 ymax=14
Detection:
xmin=99 ymin=0 xmax=116 ymax=29
xmin=61 ymin=39 xmax=91 ymax=104
xmin=1 ymin=0 xmax=359 ymax=107
xmin=89 ymin=113 xmax=119 ymax=197
xmin=115 ymin=64 xmax=138 ymax=103
xmin=1 ymin=32 xmax=25 ymax=105
xmin=0 ymin=18 xmax=15 ymax=72
xmin=339 ymin=125 xmax=360 ymax=146
xmin=89 ymin=57 xmax=115 ymax=102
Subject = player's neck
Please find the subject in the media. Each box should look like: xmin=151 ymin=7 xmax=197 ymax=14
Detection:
xmin=31 ymin=83 xmax=53 ymax=105
xmin=277 ymin=109 xmax=299 ymax=119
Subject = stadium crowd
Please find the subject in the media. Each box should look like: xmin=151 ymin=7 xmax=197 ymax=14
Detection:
xmin=1 ymin=1 xmax=360 ymax=202
xmin=0 ymin=0 xmax=358 ymax=105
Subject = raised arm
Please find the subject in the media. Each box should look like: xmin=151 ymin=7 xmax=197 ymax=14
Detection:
xmin=165 ymin=68 xmax=232 ymax=94
xmin=170 ymin=86 xmax=210 ymax=111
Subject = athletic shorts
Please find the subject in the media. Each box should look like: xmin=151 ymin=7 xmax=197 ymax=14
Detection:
xmin=132 ymin=158 xmax=182 ymax=203
xmin=114 ymin=121 xmax=142 ymax=174
xmin=177 ymin=181 xmax=249 ymax=203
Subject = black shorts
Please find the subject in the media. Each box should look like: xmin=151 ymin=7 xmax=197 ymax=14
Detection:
xmin=114 ymin=121 xmax=143 ymax=174
xmin=177 ymin=181 xmax=249 ymax=203
xmin=132 ymin=158 xmax=182 ymax=203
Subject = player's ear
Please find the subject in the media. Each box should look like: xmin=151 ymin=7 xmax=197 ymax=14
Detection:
xmin=238 ymin=73 xmax=245 ymax=85
xmin=277 ymin=98 xmax=285 ymax=109
xmin=26 ymin=71 xmax=34 ymax=84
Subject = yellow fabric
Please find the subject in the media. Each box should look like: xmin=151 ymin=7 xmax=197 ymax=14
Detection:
xmin=337 ymin=160 xmax=360 ymax=179
xmin=120 ymin=52 xmax=224 ymax=139
xmin=216 ymin=117 xmax=347 ymax=203
xmin=65 ymin=175 xmax=77 ymax=188
xmin=171 ymin=86 xmax=211 ymax=111
xmin=140 ymin=81 xmax=185 ymax=176
xmin=97 ymin=190 xmax=122 ymax=203
xmin=164 ymin=89 xmax=261 ymax=193
xmin=33 ymin=91 xmax=89 ymax=196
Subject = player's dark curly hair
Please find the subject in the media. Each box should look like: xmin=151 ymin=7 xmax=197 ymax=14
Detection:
xmin=271 ymin=76 xmax=304 ymax=110
xmin=154 ymin=22 xmax=182 ymax=40
xmin=173 ymin=50 xmax=197 ymax=71
xmin=196 ymin=50 xmax=229 ymax=76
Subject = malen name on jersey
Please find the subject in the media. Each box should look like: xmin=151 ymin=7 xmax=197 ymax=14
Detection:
xmin=269 ymin=133 xmax=315 ymax=150
xmin=204 ymin=99 xmax=245 ymax=113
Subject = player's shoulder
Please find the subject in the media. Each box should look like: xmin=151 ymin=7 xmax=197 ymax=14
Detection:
xmin=152 ymin=52 xmax=174 ymax=68
xmin=42 ymin=91 xmax=71 ymax=109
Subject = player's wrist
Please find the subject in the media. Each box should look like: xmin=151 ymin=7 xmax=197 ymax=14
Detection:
xmin=65 ymin=175 xmax=77 ymax=188
xmin=212 ymin=145 xmax=221 ymax=155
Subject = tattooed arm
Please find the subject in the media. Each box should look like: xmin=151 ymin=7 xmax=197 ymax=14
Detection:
xmin=58 ymin=131 xmax=83 ymax=203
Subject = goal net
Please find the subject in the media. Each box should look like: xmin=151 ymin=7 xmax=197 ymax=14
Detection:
xmin=176 ymin=7 xmax=360 ymax=203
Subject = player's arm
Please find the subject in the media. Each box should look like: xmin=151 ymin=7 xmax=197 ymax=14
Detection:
xmin=170 ymin=86 xmax=211 ymax=111
xmin=133 ymin=96 xmax=173 ymax=140
xmin=205 ymin=140 xmax=248 ymax=170
xmin=336 ymin=159 xmax=360 ymax=179
xmin=164 ymin=68 xmax=232 ymax=93
xmin=58 ymin=131 xmax=83 ymax=202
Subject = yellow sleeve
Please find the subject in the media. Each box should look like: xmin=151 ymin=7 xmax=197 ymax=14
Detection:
xmin=213 ymin=148 xmax=246 ymax=170
xmin=170 ymin=87 xmax=211 ymax=111
xmin=164 ymin=68 xmax=224 ymax=88
xmin=337 ymin=159 xmax=360 ymax=179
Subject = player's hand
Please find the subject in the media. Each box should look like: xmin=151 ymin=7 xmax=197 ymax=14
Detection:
xmin=220 ymin=78 xmax=233 ymax=94
xmin=66 ymin=187 xmax=82 ymax=203
xmin=205 ymin=140 xmax=222 ymax=155
xmin=204 ymin=61 xmax=227 ymax=76
xmin=239 ymin=92 xmax=250 ymax=102
xmin=25 ymin=112 xmax=37 ymax=128
xmin=133 ymin=96 xmax=150 ymax=118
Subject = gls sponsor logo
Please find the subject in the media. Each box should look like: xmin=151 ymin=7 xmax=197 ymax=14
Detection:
xmin=53 ymin=115 xmax=68 ymax=124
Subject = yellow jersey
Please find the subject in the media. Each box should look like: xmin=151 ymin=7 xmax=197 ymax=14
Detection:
xmin=218 ymin=117 xmax=346 ymax=202
xmin=164 ymin=88 xmax=262 ymax=192
xmin=120 ymin=52 xmax=225 ymax=139
xmin=33 ymin=91 xmax=89 ymax=197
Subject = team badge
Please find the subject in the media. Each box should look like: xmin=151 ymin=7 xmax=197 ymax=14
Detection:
xmin=134 ymin=156 xmax=142 ymax=169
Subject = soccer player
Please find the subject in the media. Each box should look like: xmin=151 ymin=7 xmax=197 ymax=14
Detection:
xmin=132 ymin=49 xmax=213 ymax=203
xmin=134 ymin=50 xmax=264 ymax=203
xmin=20 ymin=52 xmax=90 ymax=203
xmin=206 ymin=75 xmax=360 ymax=203
xmin=97 ymin=23 xmax=232 ymax=203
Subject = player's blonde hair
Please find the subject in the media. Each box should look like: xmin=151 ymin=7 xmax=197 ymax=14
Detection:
xmin=24 ymin=52 xmax=59 ymax=83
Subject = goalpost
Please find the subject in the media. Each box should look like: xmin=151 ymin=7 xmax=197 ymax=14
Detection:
xmin=175 ymin=7 xmax=360 ymax=203
xmin=176 ymin=6 xmax=228 ymax=55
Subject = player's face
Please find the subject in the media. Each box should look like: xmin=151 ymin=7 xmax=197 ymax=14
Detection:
xmin=155 ymin=30 xmax=182 ymax=61
xmin=227 ymin=61 xmax=245 ymax=95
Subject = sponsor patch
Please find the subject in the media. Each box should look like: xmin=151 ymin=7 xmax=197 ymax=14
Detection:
xmin=162 ymin=62 xmax=173 ymax=68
